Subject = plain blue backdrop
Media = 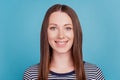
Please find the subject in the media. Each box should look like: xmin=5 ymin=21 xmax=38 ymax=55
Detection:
xmin=0 ymin=0 xmax=120 ymax=80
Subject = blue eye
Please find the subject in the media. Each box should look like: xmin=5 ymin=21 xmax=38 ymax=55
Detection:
xmin=66 ymin=27 xmax=72 ymax=31
xmin=50 ymin=27 xmax=56 ymax=30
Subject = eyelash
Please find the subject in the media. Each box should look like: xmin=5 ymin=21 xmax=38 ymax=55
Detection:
xmin=66 ymin=27 xmax=72 ymax=31
xmin=49 ymin=27 xmax=56 ymax=30
xmin=49 ymin=27 xmax=72 ymax=31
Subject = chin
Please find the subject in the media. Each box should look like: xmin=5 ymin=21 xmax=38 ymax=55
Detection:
xmin=54 ymin=48 xmax=71 ymax=54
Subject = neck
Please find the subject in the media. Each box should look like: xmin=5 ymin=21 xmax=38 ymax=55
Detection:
xmin=50 ymin=51 xmax=74 ymax=73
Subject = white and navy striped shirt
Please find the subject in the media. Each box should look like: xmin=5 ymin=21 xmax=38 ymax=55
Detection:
xmin=23 ymin=62 xmax=105 ymax=80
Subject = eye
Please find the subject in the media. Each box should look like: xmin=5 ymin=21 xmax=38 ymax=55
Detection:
xmin=49 ymin=27 xmax=56 ymax=30
xmin=65 ymin=27 xmax=72 ymax=31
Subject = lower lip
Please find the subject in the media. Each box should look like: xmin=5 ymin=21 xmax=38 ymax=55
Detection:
xmin=55 ymin=41 xmax=68 ymax=47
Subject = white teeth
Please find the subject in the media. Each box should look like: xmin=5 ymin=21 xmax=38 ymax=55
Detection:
xmin=55 ymin=41 xmax=68 ymax=47
xmin=55 ymin=41 xmax=67 ymax=45
xmin=56 ymin=41 xmax=65 ymax=43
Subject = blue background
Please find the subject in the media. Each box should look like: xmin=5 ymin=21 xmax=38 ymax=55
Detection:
xmin=0 ymin=0 xmax=120 ymax=80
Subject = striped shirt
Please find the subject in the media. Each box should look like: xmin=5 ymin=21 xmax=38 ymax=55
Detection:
xmin=23 ymin=62 xmax=105 ymax=80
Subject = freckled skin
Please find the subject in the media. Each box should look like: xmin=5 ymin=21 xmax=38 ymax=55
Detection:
xmin=47 ymin=11 xmax=74 ymax=54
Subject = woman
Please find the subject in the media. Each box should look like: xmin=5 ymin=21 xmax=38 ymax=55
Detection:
xmin=23 ymin=4 xmax=105 ymax=80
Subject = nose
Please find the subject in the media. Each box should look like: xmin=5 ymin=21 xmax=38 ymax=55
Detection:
xmin=58 ymin=29 xmax=65 ymax=39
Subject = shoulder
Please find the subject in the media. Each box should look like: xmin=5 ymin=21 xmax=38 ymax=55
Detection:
xmin=84 ymin=62 xmax=102 ymax=74
xmin=84 ymin=61 xmax=99 ymax=69
xmin=23 ymin=63 xmax=39 ymax=80
xmin=84 ymin=61 xmax=105 ymax=80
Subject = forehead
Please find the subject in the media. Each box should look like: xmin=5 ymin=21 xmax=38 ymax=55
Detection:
xmin=49 ymin=11 xmax=73 ymax=25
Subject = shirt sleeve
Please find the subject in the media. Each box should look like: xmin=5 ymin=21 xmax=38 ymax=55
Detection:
xmin=84 ymin=62 xmax=105 ymax=80
xmin=23 ymin=68 xmax=33 ymax=80
xmin=23 ymin=64 xmax=39 ymax=80
xmin=95 ymin=67 xmax=105 ymax=80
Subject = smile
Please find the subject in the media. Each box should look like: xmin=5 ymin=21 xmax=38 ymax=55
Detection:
xmin=55 ymin=41 xmax=68 ymax=47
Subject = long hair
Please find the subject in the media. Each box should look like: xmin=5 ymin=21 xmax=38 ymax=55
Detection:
xmin=39 ymin=4 xmax=86 ymax=80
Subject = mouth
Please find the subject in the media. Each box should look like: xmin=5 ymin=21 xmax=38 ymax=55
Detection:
xmin=55 ymin=41 xmax=68 ymax=47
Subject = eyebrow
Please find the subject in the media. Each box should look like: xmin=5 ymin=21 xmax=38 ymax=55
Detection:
xmin=49 ymin=23 xmax=57 ymax=26
xmin=49 ymin=23 xmax=72 ymax=26
xmin=64 ymin=24 xmax=72 ymax=26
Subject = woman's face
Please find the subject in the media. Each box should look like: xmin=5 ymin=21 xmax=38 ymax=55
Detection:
xmin=47 ymin=11 xmax=74 ymax=54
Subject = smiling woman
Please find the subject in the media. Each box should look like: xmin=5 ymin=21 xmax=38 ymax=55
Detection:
xmin=23 ymin=4 xmax=105 ymax=80
xmin=48 ymin=11 xmax=74 ymax=54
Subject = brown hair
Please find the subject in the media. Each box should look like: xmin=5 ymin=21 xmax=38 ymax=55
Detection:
xmin=39 ymin=4 xmax=86 ymax=80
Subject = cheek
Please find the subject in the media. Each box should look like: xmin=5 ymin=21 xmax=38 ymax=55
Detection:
xmin=66 ymin=32 xmax=74 ymax=39
xmin=48 ymin=32 xmax=57 ymax=41
xmin=47 ymin=32 xmax=58 ymax=48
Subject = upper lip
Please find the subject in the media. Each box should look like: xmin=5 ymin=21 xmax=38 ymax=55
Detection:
xmin=55 ymin=40 xmax=68 ymax=42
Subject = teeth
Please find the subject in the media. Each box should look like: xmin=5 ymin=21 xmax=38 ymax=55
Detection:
xmin=55 ymin=41 xmax=67 ymax=45
xmin=56 ymin=41 xmax=65 ymax=43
